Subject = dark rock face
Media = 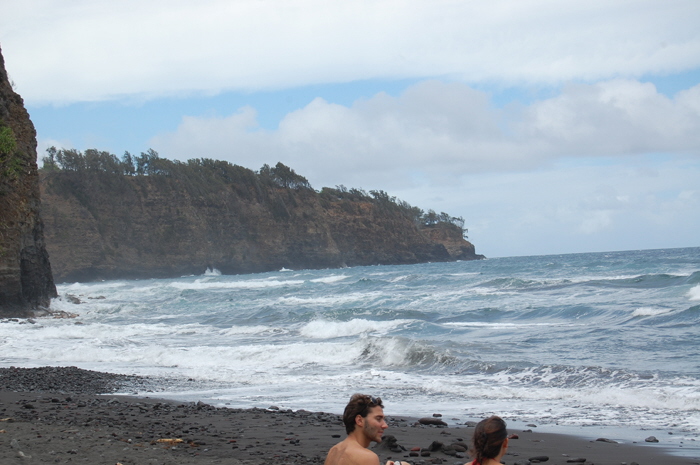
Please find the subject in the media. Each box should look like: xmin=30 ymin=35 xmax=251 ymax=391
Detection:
xmin=0 ymin=46 xmax=57 ymax=316
xmin=40 ymin=167 xmax=484 ymax=283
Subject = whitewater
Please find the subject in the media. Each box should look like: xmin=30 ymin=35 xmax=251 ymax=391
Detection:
xmin=1 ymin=247 xmax=698 ymax=447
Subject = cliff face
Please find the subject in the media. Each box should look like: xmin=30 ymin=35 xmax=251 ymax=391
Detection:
xmin=40 ymin=161 xmax=483 ymax=283
xmin=0 ymin=46 xmax=57 ymax=315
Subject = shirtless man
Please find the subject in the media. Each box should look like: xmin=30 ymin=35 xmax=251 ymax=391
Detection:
xmin=324 ymin=394 xmax=406 ymax=465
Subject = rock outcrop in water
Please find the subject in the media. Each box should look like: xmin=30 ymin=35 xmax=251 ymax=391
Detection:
xmin=40 ymin=152 xmax=484 ymax=283
xmin=0 ymin=46 xmax=57 ymax=316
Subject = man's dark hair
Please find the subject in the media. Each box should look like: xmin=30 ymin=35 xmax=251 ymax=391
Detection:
xmin=342 ymin=394 xmax=383 ymax=434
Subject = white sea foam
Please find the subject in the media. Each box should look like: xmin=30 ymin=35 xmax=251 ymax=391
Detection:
xmin=204 ymin=267 xmax=221 ymax=276
xmin=220 ymin=325 xmax=281 ymax=336
xmin=299 ymin=318 xmax=412 ymax=339
xmin=632 ymin=307 xmax=673 ymax=317
xmin=309 ymin=275 xmax=348 ymax=284
xmin=689 ymin=284 xmax=700 ymax=301
xmin=169 ymin=278 xmax=305 ymax=290
xmin=277 ymin=291 xmax=381 ymax=306
xmin=442 ymin=321 xmax=574 ymax=328
xmin=5 ymin=249 xmax=699 ymax=441
xmin=61 ymin=281 xmax=128 ymax=292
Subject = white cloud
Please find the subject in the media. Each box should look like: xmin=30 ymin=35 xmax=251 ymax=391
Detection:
xmin=145 ymin=78 xmax=700 ymax=257
xmin=150 ymin=79 xmax=700 ymax=189
xmin=417 ymin=158 xmax=700 ymax=257
xmin=2 ymin=0 xmax=700 ymax=103
xmin=519 ymin=80 xmax=700 ymax=155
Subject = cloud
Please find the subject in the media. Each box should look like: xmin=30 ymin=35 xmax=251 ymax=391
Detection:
xmin=2 ymin=0 xmax=700 ymax=103
xmin=149 ymin=79 xmax=700 ymax=191
xmin=427 ymin=158 xmax=700 ymax=257
xmin=146 ymin=77 xmax=700 ymax=257
xmin=519 ymin=80 xmax=700 ymax=156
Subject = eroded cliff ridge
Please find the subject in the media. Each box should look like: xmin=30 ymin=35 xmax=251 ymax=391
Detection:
xmin=40 ymin=152 xmax=483 ymax=283
xmin=0 ymin=46 xmax=57 ymax=315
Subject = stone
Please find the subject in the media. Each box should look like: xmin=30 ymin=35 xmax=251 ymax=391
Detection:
xmin=376 ymin=434 xmax=404 ymax=453
xmin=427 ymin=441 xmax=443 ymax=452
xmin=419 ymin=418 xmax=448 ymax=427
xmin=450 ymin=443 xmax=467 ymax=452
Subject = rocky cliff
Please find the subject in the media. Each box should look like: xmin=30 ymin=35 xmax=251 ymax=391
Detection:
xmin=40 ymin=154 xmax=483 ymax=283
xmin=0 ymin=46 xmax=57 ymax=316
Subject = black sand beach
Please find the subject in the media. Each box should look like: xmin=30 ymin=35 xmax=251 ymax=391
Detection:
xmin=0 ymin=367 xmax=697 ymax=465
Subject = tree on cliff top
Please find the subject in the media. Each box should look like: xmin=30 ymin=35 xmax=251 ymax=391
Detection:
xmin=40 ymin=147 xmax=468 ymax=237
xmin=259 ymin=162 xmax=311 ymax=190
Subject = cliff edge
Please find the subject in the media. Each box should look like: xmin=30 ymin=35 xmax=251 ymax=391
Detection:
xmin=40 ymin=154 xmax=484 ymax=283
xmin=0 ymin=46 xmax=57 ymax=316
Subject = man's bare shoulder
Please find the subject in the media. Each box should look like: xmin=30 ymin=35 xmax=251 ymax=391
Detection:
xmin=325 ymin=438 xmax=379 ymax=465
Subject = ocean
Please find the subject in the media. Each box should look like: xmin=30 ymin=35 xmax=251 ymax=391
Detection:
xmin=2 ymin=247 xmax=699 ymax=448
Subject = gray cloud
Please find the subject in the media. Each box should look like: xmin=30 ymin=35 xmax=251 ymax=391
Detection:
xmin=3 ymin=0 xmax=700 ymax=103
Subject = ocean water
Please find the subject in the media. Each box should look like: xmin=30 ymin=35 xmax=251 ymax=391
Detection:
xmin=2 ymin=247 xmax=699 ymax=448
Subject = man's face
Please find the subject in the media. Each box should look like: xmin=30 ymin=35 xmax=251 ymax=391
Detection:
xmin=359 ymin=405 xmax=388 ymax=443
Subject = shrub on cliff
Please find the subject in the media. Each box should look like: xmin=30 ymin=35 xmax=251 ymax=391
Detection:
xmin=0 ymin=125 xmax=16 ymax=155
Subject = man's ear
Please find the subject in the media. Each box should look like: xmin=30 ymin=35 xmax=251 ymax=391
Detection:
xmin=355 ymin=414 xmax=364 ymax=427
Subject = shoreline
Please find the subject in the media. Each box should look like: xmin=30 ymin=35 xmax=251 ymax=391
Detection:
xmin=1 ymin=367 xmax=698 ymax=465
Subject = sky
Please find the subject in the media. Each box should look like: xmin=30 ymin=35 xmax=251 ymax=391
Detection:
xmin=1 ymin=0 xmax=699 ymax=258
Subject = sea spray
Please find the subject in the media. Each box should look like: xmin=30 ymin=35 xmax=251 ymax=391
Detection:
xmin=2 ymin=246 xmax=698 ymax=445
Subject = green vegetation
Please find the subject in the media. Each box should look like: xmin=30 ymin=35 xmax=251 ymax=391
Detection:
xmin=0 ymin=125 xmax=16 ymax=155
xmin=319 ymin=185 xmax=467 ymax=237
xmin=0 ymin=123 xmax=23 ymax=179
xmin=259 ymin=162 xmax=311 ymax=189
xmin=41 ymin=146 xmax=468 ymax=236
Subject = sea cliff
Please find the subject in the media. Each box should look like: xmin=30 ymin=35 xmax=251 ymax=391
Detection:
xmin=0 ymin=46 xmax=57 ymax=316
xmin=40 ymin=154 xmax=483 ymax=283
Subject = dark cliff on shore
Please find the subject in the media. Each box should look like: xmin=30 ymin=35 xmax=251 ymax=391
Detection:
xmin=40 ymin=152 xmax=484 ymax=283
xmin=0 ymin=46 xmax=57 ymax=316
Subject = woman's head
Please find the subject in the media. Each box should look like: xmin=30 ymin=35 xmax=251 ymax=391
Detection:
xmin=470 ymin=415 xmax=508 ymax=464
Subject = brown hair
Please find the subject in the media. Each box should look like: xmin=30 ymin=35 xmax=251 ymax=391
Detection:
xmin=342 ymin=394 xmax=384 ymax=434
xmin=470 ymin=415 xmax=507 ymax=464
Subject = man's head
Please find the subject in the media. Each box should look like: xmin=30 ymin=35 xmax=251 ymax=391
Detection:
xmin=342 ymin=394 xmax=385 ymax=435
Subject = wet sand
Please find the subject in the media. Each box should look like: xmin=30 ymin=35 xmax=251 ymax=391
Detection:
xmin=0 ymin=367 xmax=697 ymax=465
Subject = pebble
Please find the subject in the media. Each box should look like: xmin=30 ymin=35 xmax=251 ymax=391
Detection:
xmin=0 ymin=366 xmax=152 ymax=395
